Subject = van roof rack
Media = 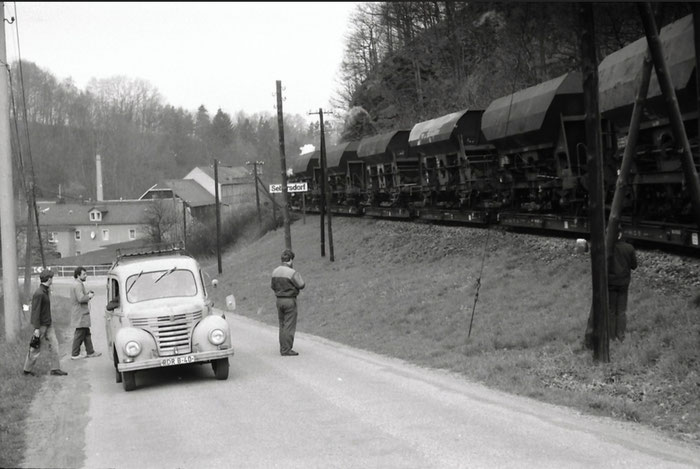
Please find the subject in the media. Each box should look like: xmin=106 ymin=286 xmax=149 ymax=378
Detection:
xmin=115 ymin=242 xmax=187 ymax=260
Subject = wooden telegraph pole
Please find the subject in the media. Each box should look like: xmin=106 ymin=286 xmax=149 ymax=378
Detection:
xmin=214 ymin=159 xmax=222 ymax=274
xmin=246 ymin=160 xmax=263 ymax=228
xmin=579 ymin=2 xmax=609 ymax=362
xmin=0 ymin=4 xmax=21 ymax=341
xmin=309 ymin=108 xmax=335 ymax=261
xmin=638 ymin=2 xmax=700 ymax=228
xmin=275 ymin=80 xmax=292 ymax=251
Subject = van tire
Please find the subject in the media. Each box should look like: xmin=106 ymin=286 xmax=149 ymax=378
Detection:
xmin=122 ymin=371 xmax=136 ymax=391
xmin=212 ymin=358 xmax=229 ymax=380
xmin=114 ymin=348 xmax=122 ymax=383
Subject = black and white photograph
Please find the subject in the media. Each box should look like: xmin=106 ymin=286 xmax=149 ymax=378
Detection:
xmin=1 ymin=2 xmax=700 ymax=468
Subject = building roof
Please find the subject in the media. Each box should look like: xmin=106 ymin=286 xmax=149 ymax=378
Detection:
xmin=194 ymin=165 xmax=253 ymax=185
xmin=142 ymin=179 xmax=214 ymax=208
xmin=46 ymin=239 xmax=151 ymax=266
xmin=25 ymin=200 xmax=154 ymax=228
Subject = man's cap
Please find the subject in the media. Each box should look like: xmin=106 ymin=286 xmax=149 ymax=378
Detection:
xmin=281 ymin=249 xmax=295 ymax=262
xmin=39 ymin=270 xmax=54 ymax=282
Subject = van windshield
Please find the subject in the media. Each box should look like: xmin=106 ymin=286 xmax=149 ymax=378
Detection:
xmin=125 ymin=269 xmax=197 ymax=303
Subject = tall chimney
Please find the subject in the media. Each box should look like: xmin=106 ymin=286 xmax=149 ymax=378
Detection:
xmin=96 ymin=154 xmax=104 ymax=201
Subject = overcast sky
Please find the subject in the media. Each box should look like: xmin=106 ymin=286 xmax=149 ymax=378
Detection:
xmin=6 ymin=2 xmax=358 ymax=120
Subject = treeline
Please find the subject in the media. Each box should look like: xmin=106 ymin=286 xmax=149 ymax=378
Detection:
xmin=336 ymin=2 xmax=693 ymax=140
xmin=9 ymin=61 xmax=325 ymax=202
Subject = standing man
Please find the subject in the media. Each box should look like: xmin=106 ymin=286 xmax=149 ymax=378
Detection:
xmin=271 ymin=249 xmax=305 ymax=356
xmin=70 ymin=266 xmax=102 ymax=359
xmin=23 ymin=270 xmax=68 ymax=376
xmin=608 ymin=232 xmax=638 ymax=341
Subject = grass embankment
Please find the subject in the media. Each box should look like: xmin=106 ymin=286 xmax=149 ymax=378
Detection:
xmin=206 ymin=215 xmax=700 ymax=446
xmin=0 ymin=295 xmax=72 ymax=468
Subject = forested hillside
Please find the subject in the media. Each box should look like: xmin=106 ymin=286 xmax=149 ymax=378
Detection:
xmin=9 ymin=63 xmax=323 ymax=202
xmin=9 ymin=2 xmax=693 ymax=202
xmin=335 ymin=2 xmax=693 ymax=139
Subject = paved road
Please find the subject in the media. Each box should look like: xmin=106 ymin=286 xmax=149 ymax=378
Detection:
xmin=20 ymin=278 xmax=700 ymax=468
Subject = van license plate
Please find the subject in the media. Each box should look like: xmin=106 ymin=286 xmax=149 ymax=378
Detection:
xmin=160 ymin=355 xmax=195 ymax=367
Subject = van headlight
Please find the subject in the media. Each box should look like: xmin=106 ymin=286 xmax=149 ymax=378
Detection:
xmin=124 ymin=341 xmax=141 ymax=357
xmin=209 ymin=329 xmax=226 ymax=345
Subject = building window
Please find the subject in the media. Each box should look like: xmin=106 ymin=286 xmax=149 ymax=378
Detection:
xmin=48 ymin=232 xmax=58 ymax=244
xmin=90 ymin=211 xmax=102 ymax=222
xmin=75 ymin=230 xmax=81 ymax=240
xmin=102 ymin=229 xmax=109 ymax=241
xmin=129 ymin=229 xmax=136 ymax=240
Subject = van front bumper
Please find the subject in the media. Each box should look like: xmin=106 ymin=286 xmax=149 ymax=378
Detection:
xmin=117 ymin=348 xmax=235 ymax=372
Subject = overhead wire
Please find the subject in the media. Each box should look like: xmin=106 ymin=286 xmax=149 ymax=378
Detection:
xmin=8 ymin=1 xmax=45 ymax=266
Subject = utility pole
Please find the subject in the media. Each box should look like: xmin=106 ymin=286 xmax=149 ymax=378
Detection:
xmin=638 ymin=2 xmax=700 ymax=229
xmin=246 ymin=160 xmax=263 ymax=228
xmin=579 ymin=2 xmax=609 ymax=362
xmin=309 ymin=108 xmax=335 ymax=261
xmin=0 ymin=3 xmax=21 ymax=342
xmin=182 ymin=201 xmax=187 ymax=250
xmin=214 ymin=159 xmax=222 ymax=274
xmin=275 ymin=80 xmax=292 ymax=251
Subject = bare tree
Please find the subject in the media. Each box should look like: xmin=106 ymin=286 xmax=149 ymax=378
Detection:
xmin=142 ymin=200 xmax=180 ymax=244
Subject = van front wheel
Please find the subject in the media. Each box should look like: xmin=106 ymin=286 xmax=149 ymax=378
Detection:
xmin=122 ymin=371 xmax=136 ymax=391
xmin=212 ymin=358 xmax=229 ymax=380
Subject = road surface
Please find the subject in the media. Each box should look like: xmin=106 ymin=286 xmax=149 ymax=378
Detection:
xmin=19 ymin=277 xmax=700 ymax=468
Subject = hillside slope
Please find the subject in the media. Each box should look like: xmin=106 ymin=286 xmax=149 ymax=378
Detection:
xmin=205 ymin=215 xmax=700 ymax=446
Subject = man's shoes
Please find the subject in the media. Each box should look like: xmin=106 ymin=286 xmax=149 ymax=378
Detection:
xmin=281 ymin=350 xmax=299 ymax=356
xmin=23 ymin=370 xmax=37 ymax=377
xmin=50 ymin=369 xmax=68 ymax=376
xmin=86 ymin=352 xmax=102 ymax=358
xmin=71 ymin=354 xmax=86 ymax=360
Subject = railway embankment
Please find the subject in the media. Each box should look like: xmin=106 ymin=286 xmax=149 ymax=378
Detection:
xmin=207 ymin=214 xmax=700 ymax=446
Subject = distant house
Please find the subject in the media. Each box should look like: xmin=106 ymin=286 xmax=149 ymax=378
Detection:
xmin=20 ymin=200 xmax=155 ymax=259
xmin=139 ymin=178 xmax=216 ymax=221
xmin=183 ymin=165 xmax=256 ymax=209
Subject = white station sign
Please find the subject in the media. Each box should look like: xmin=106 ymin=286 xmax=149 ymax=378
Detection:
xmin=269 ymin=182 xmax=308 ymax=193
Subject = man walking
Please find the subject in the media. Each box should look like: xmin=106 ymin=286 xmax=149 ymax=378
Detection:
xmin=271 ymin=249 xmax=305 ymax=356
xmin=70 ymin=266 xmax=102 ymax=359
xmin=23 ymin=270 xmax=68 ymax=376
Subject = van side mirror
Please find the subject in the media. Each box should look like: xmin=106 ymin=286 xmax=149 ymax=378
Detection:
xmin=106 ymin=299 xmax=120 ymax=311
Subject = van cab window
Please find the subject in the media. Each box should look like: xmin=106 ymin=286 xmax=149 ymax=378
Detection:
xmin=126 ymin=269 xmax=197 ymax=303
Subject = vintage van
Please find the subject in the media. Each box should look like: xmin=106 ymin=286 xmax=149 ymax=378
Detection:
xmin=105 ymin=244 xmax=234 ymax=391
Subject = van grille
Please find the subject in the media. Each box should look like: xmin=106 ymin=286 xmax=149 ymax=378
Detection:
xmin=130 ymin=310 xmax=203 ymax=356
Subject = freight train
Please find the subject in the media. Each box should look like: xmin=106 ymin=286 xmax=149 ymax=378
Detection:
xmin=288 ymin=14 xmax=699 ymax=251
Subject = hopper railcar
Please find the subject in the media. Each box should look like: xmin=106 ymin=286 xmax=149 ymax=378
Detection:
xmin=287 ymin=13 xmax=699 ymax=252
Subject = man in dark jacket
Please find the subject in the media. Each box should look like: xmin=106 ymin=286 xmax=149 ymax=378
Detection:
xmin=23 ymin=270 xmax=68 ymax=376
xmin=608 ymin=233 xmax=638 ymax=341
xmin=271 ymin=249 xmax=305 ymax=356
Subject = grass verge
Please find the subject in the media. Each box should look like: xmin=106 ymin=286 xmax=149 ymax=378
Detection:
xmin=0 ymin=295 xmax=71 ymax=468
xmin=207 ymin=215 xmax=700 ymax=446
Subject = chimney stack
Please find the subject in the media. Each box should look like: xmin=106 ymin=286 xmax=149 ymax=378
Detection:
xmin=96 ymin=154 xmax=103 ymax=201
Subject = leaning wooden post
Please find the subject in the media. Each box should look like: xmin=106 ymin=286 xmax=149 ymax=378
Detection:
xmin=638 ymin=2 xmax=700 ymax=228
xmin=579 ymin=2 xmax=609 ymax=362
xmin=605 ymin=55 xmax=653 ymax=251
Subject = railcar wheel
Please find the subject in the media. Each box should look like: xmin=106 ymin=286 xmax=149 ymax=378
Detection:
xmin=122 ymin=371 xmax=136 ymax=391
xmin=212 ymin=358 xmax=229 ymax=380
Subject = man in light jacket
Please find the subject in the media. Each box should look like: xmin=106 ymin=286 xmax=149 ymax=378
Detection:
xmin=271 ymin=249 xmax=305 ymax=356
xmin=70 ymin=266 xmax=102 ymax=359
